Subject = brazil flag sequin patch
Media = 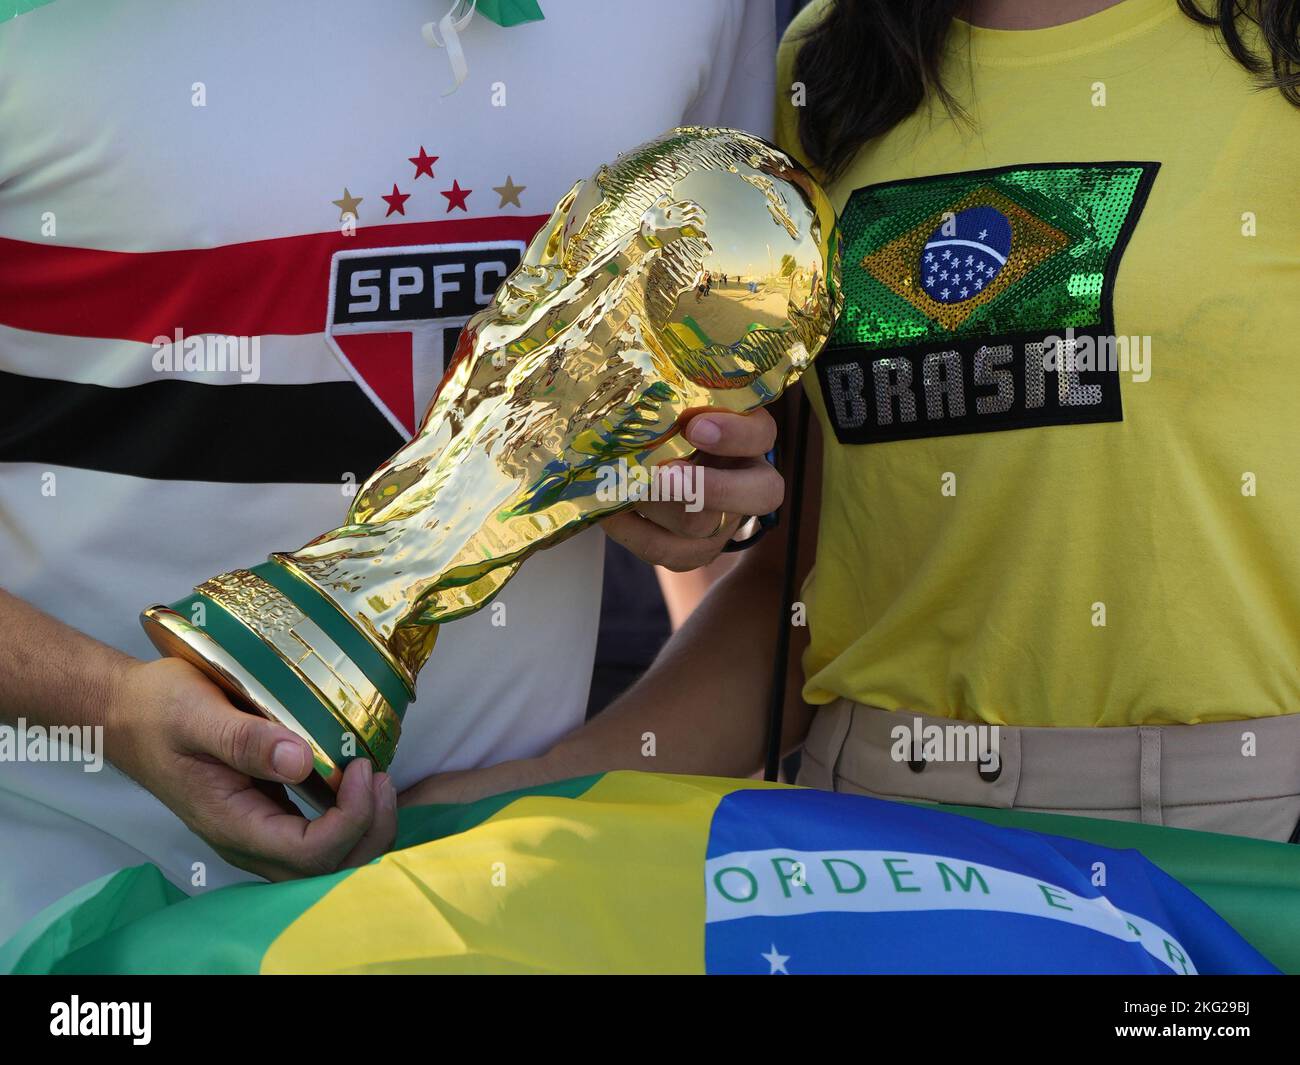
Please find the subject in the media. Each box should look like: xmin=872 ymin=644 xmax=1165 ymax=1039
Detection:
xmin=816 ymin=162 xmax=1159 ymax=445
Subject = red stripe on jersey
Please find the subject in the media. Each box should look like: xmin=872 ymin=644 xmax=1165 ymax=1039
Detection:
xmin=0 ymin=216 xmax=549 ymax=343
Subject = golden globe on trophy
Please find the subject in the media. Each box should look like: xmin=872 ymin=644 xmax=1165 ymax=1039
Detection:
xmin=140 ymin=127 xmax=842 ymax=809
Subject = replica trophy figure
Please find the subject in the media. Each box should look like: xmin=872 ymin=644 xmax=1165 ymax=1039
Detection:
xmin=141 ymin=127 xmax=842 ymax=808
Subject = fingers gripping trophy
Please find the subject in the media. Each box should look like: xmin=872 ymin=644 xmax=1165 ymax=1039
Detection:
xmin=141 ymin=127 xmax=843 ymax=808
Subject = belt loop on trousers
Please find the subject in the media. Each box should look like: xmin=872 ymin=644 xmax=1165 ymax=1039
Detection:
xmin=1139 ymin=727 xmax=1163 ymax=825
xmin=799 ymin=699 xmax=855 ymax=790
xmin=825 ymin=700 xmax=854 ymax=787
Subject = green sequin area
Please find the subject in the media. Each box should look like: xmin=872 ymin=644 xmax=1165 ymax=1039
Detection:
xmin=833 ymin=164 xmax=1152 ymax=351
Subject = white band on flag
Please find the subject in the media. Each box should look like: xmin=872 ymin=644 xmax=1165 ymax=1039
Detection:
xmin=705 ymin=847 xmax=1196 ymax=974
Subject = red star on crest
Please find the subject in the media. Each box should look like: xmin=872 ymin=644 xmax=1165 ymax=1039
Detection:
xmin=382 ymin=184 xmax=411 ymax=217
xmin=440 ymin=179 xmax=472 ymax=213
xmin=408 ymin=146 xmax=438 ymax=180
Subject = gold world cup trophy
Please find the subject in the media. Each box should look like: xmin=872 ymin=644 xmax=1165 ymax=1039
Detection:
xmin=141 ymin=128 xmax=842 ymax=809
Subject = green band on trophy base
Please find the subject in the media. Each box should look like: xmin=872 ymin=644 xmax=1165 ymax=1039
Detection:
xmin=252 ymin=560 xmax=412 ymax=717
xmin=172 ymin=593 xmax=359 ymax=770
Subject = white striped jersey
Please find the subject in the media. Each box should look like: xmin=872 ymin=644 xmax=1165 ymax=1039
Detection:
xmin=0 ymin=0 xmax=775 ymax=938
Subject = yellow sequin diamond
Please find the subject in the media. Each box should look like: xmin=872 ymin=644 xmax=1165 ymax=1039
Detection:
xmin=862 ymin=186 xmax=1071 ymax=333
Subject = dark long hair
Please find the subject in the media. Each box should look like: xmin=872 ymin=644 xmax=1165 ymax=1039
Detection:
xmin=794 ymin=0 xmax=1300 ymax=177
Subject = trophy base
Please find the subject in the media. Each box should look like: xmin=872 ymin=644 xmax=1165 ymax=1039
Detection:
xmin=141 ymin=561 xmax=411 ymax=815
xmin=141 ymin=606 xmax=343 ymax=813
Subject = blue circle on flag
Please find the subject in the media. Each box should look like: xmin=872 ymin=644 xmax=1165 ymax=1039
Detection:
xmin=920 ymin=206 xmax=1012 ymax=304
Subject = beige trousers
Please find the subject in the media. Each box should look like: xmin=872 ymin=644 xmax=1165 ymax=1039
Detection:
xmin=798 ymin=699 xmax=1300 ymax=843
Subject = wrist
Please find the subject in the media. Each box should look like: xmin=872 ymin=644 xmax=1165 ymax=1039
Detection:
xmin=537 ymin=735 xmax=591 ymax=786
xmin=97 ymin=654 xmax=146 ymax=773
xmin=483 ymin=753 xmax=562 ymax=798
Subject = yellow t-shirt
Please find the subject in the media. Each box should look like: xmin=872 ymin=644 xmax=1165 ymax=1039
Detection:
xmin=777 ymin=0 xmax=1300 ymax=727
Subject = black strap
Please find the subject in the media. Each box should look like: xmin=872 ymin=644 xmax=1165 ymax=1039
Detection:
xmin=764 ymin=390 xmax=811 ymax=782
xmin=721 ymin=509 xmax=777 ymax=553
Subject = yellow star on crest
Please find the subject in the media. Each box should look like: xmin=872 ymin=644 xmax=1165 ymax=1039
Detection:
xmin=493 ymin=176 xmax=526 ymax=209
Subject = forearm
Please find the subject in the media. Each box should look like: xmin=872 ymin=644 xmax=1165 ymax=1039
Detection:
xmin=550 ymin=397 xmax=823 ymax=783
xmin=546 ymin=544 xmax=806 ymax=781
xmin=655 ymin=553 xmax=738 ymax=630
xmin=0 ymin=587 xmax=132 ymax=730
xmin=400 ymin=545 xmax=801 ymax=807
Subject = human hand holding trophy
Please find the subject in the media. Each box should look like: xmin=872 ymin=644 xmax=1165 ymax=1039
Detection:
xmin=141 ymin=128 xmax=842 ymax=810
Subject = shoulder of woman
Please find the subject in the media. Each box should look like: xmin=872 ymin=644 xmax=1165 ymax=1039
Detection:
xmin=774 ymin=0 xmax=832 ymax=169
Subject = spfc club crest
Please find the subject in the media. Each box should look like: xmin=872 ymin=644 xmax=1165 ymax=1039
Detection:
xmin=325 ymin=240 xmax=525 ymax=436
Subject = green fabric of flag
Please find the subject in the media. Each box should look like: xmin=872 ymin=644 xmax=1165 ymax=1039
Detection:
xmin=477 ymin=1 xmax=544 ymax=29
xmin=3 ymin=773 xmax=1295 ymax=974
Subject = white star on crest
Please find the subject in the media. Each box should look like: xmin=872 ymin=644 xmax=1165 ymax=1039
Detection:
xmin=761 ymin=944 xmax=790 ymax=974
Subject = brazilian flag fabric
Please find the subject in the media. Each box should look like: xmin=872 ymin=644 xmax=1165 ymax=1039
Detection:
xmin=2 ymin=773 xmax=1293 ymax=974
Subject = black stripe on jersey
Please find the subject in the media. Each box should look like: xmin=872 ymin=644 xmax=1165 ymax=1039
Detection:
xmin=0 ymin=372 xmax=402 ymax=483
